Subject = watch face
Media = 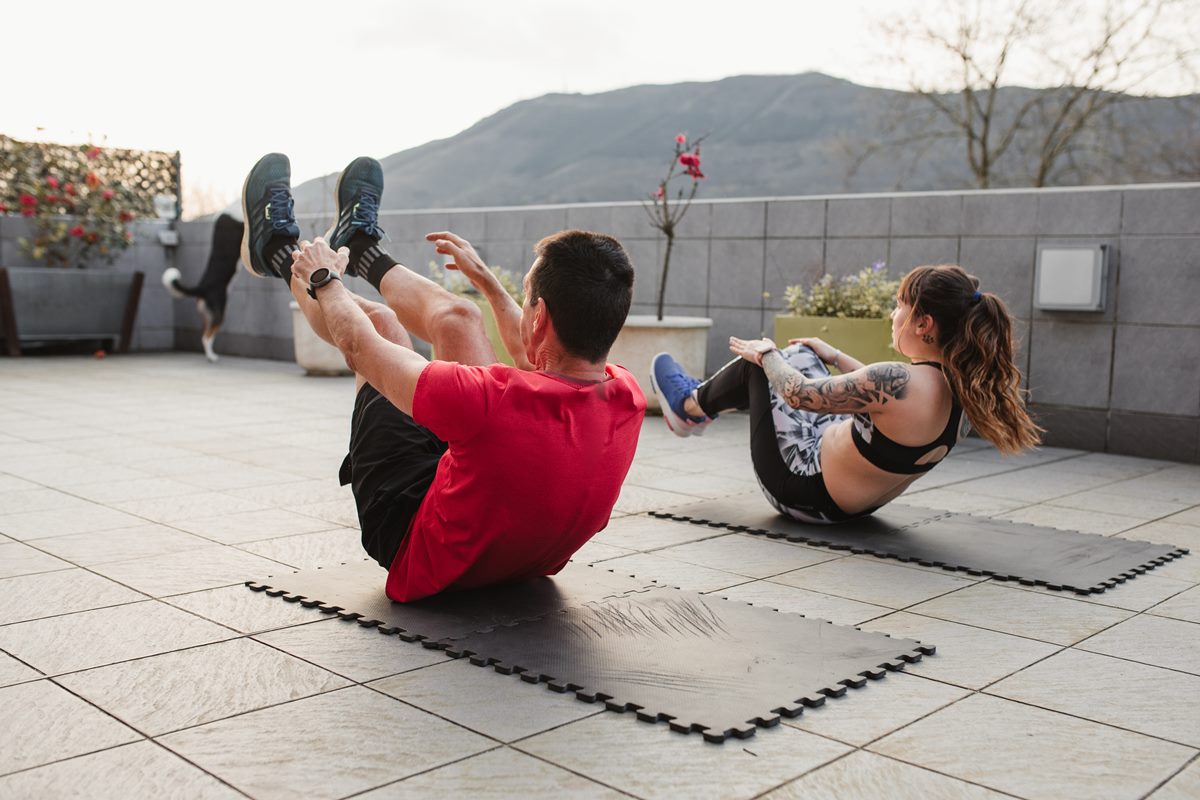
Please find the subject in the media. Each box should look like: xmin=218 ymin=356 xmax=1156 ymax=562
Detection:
xmin=311 ymin=267 xmax=331 ymax=284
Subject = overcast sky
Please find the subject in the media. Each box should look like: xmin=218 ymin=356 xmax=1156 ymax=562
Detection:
xmin=8 ymin=0 xmax=1196 ymax=215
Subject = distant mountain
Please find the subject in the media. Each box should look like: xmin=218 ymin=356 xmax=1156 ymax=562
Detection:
xmin=290 ymin=72 xmax=1194 ymax=214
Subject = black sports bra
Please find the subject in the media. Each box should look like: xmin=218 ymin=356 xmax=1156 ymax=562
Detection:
xmin=850 ymin=361 xmax=968 ymax=475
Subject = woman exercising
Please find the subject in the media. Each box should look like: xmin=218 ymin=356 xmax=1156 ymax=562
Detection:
xmin=650 ymin=265 xmax=1042 ymax=523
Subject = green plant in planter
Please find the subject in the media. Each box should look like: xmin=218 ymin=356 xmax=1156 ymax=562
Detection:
xmin=427 ymin=261 xmax=524 ymax=365
xmin=777 ymin=262 xmax=901 ymax=369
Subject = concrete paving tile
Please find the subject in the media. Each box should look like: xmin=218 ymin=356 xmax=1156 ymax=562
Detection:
xmin=1048 ymin=452 xmax=1175 ymax=479
xmin=990 ymin=648 xmax=1200 ymax=746
xmin=785 ymin=672 xmax=968 ymax=746
xmin=291 ymin=498 xmax=360 ymax=528
xmin=0 ymin=652 xmax=41 ymax=687
xmin=771 ymin=557 xmax=977 ymax=610
xmin=33 ymin=524 xmax=213 ymax=565
xmin=655 ymin=533 xmax=838 ymax=579
xmin=159 ymin=686 xmax=492 ymax=800
xmin=906 ymin=582 xmax=1133 ymax=645
xmin=1105 ymin=474 xmax=1200 ymax=506
xmin=178 ymin=464 xmax=310 ymax=492
xmin=599 ymin=552 xmax=747 ymax=592
xmin=236 ymin=527 xmax=366 ymax=569
xmin=1117 ymin=521 xmax=1200 ymax=551
xmin=892 ymin=488 xmax=1027 ymax=516
xmin=861 ymin=611 xmax=1059 ymax=689
xmin=0 ymin=487 xmax=94 ymax=514
xmin=763 ymin=750 xmax=1009 ymax=799
xmin=953 ymin=445 xmax=1085 ymax=467
xmin=1007 ymin=573 xmax=1196 ymax=613
xmin=164 ymin=584 xmax=324 ymax=634
xmin=869 ymin=694 xmax=1196 ymax=800
xmin=1077 ymin=615 xmax=1200 ymax=676
xmin=714 ymin=578 xmax=891 ymax=626
xmin=0 ymin=504 xmax=150 ymax=541
xmin=68 ymin=477 xmax=209 ymax=504
xmin=568 ymin=539 xmax=635 ymax=564
xmin=517 ymin=712 xmax=851 ymax=800
xmin=225 ymin=478 xmax=353 ymax=508
xmin=1160 ymin=506 xmax=1200 ymax=527
xmin=995 ymin=503 xmax=1145 ymax=535
xmin=1046 ymin=488 xmax=1191 ymax=519
xmin=255 ymin=618 xmax=447 ymax=682
xmin=0 ymin=474 xmax=42 ymax=494
xmin=1150 ymin=585 xmax=1200 ymax=624
xmin=0 ymin=741 xmax=242 ymax=800
xmin=0 ymin=680 xmax=141 ymax=775
xmin=110 ymin=492 xmax=269 ymax=524
xmin=356 ymin=747 xmax=625 ymax=799
xmin=0 ymin=568 xmax=145 ymax=625
xmin=0 ymin=599 xmax=233 ymax=675
xmin=89 ymin=544 xmax=289 ymax=597
xmin=59 ymin=638 xmax=350 ymax=735
xmin=1150 ymin=758 xmax=1200 ymax=800
xmin=0 ymin=541 xmax=71 ymax=578
xmin=627 ymin=470 xmax=759 ymax=500
xmin=173 ymin=508 xmax=342 ymax=545
xmin=372 ymin=658 xmax=601 ymax=741
xmin=20 ymin=463 xmax=153 ymax=489
xmin=613 ymin=484 xmax=701 ymax=515
xmin=592 ymin=514 xmax=727 ymax=551
xmin=947 ymin=467 xmax=1116 ymax=503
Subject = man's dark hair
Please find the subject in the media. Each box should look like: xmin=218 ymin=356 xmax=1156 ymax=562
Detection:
xmin=530 ymin=230 xmax=634 ymax=362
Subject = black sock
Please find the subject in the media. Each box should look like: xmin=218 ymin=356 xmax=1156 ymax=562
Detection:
xmin=348 ymin=232 xmax=398 ymax=291
xmin=264 ymin=238 xmax=298 ymax=285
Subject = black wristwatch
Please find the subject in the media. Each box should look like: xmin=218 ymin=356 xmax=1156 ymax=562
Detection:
xmin=306 ymin=267 xmax=341 ymax=299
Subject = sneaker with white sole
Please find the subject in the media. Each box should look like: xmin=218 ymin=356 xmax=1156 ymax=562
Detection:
xmin=240 ymin=153 xmax=300 ymax=279
xmin=650 ymin=352 xmax=713 ymax=438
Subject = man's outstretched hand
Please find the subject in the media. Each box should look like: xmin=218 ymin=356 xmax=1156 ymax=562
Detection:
xmin=426 ymin=231 xmax=492 ymax=291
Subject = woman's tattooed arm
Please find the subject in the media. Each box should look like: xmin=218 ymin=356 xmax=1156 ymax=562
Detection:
xmin=760 ymin=351 xmax=911 ymax=413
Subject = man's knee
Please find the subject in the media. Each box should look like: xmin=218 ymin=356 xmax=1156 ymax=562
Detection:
xmin=430 ymin=297 xmax=484 ymax=338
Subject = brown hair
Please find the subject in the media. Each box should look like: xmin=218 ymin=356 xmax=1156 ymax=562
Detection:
xmin=898 ymin=265 xmax=1042 ymax=454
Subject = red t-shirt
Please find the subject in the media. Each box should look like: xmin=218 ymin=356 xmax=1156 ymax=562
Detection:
xmin=386 ymin=361 xmax=645 ymax=601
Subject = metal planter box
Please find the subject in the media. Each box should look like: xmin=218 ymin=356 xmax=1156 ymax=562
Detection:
xmin=0 ymin=266 xmax=144 ymax=356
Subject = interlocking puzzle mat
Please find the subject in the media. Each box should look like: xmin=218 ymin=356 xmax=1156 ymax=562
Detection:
xmin=247 ymin=560 xmax=657 ymax=645
xmin=651 ymin=492 xmax=1189 ymax=594
xmin=445 ymin=587 xmax=934 ymax=742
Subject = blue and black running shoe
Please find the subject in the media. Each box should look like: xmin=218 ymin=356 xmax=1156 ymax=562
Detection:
xmin=240 ymin=153 xmax=300 ymax=279
xmin=325 ymin=156 xmax=386 ymax=277
xmin=650 ymin=352 xmax=713 ymax=438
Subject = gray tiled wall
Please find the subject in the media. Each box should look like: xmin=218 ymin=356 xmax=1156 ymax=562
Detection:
xmin=3 ymin=183 xmax=1198 ymax=461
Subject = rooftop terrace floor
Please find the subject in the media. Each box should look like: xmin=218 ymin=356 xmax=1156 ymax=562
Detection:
xmin=1 ymin=353 xmax=1198 ymax=799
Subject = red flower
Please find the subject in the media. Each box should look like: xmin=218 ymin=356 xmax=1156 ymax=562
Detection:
xmin=20 ymin=193 xmax=37 ymax=207
xmin=119 ymin=211 xmax=135 ymax=222
xmin=679 ymin=153 xmax=700 ymax=167
xmin=46 ymin=177 xmax=59 ymax=189
xmin=64 ymin=183 xmax=77 ymax=196
xmin=85 ymin=172 xmax=100 ymax=188
xmin=654 ymin=186 xmax=665 ymax=199
xmin=86 ymin=232 xmax=99 ymax=244
xmin=45 ymin=194 xmax=59 ymax=204
xmin=675 ymin=133 xmax=687 ymax=145
xmin=102 ymin=189 xmax=114 ymax=200
xmin=0 ymin=203 xmax=7 ymax=214
xmin=70 ymin=225 xmax=85 ymax=238
xmin=87 ymin=146 xmax=102 ymax=160
xmin=21 ymin=209 xmax=35 ymax=217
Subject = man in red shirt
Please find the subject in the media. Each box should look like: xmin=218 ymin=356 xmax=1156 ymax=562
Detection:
xmin=241 ymin=154 xmax=645 ymax=601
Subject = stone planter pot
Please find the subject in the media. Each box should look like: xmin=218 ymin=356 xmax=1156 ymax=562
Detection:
xmin=290 ymin=301 xmax=352 ymax=376
xmin=0 ymin=266 xmax=144 ymax=356
xmin=608 ymin=314 xmax=713 ymax=412
xmin=773 ymin=315 xmax=896 ymax=370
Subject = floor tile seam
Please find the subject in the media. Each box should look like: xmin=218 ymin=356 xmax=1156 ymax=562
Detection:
xmin=221 ymin=525 xmax=362 ymax=552
xmin=141 ymin=739 xmax=258 ymax=800
xmin=1069 ymin=603 xmax=1200 ymax=673
xmin=0 ymin=738 xmax=152 ymax=782
xmin=996 ymin=572 xmax=1198 ymax=613
xmin=1139 ymin=751 xmax=1200 ymax=800
xmin=765 ymin=568 xmax=991 ymax=616
xmin=622 ymin=544 xmax=838 ymax=582
xmin=0 ymin=645 xmax=46 ymax=681
xmin=332 ymin=745 xmax=512 ymax=800
xmin=899 ymin=605 xmax=1099 ymax=648
xmin=909 ymin=453 xmax=1162 ymax=499
xmin=358 ymin=678 xmax=545 ymax=746
xmin=0 ymin=596 xmax=154 ymax=630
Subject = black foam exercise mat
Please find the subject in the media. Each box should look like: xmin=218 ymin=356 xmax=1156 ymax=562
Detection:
xmin=247 ymin=560 xmax=658 ymax=645
xmin=650 ymin=492 xmax=1190 ymax=594
xmin=444 ymin=587 xmax=934 ymax=742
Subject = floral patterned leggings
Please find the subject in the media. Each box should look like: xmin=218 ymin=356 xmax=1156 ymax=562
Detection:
xmin=695 ymin=344 xmax=863 ymax=524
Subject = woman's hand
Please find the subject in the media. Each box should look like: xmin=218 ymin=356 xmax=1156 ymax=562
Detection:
xmin=789 ymin=337 xmax=839 ymax=365
xmin=729 ymin=336 xmax=778 ymax=366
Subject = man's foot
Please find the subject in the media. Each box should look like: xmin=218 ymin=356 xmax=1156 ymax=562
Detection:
xmin=325 ymin=156 xmax=386 ymax=277
xmin=240 ymin=153 xmax=300 ymax=279
xmin=650 ymin=352 xmax=713 ymax=438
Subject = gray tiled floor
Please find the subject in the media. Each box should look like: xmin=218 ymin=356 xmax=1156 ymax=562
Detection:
xmin=1 ymin=353 xmax=1198 ymax=799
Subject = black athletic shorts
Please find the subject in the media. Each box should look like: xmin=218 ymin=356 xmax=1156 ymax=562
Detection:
xmin=339 ymin=383 xmax=447 ymax=569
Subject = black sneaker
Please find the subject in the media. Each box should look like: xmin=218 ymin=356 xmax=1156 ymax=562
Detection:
xmin=325 ymin=156 xmax=386 ymax=277
xmin=240 ymin=153 xmax=300 ymax=278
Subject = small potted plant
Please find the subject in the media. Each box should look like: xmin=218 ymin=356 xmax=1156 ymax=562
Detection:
xmin=775 ymin=262 xmax=901 ymax=369
xmin=608 ymin=133 xmax=713 ymax=409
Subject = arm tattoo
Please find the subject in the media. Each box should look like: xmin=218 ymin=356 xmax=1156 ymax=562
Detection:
xmin=761 ymin=352 xmax=910 ymax=413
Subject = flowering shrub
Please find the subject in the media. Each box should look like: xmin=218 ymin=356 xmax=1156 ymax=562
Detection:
xmin=428 ymin=261 xmax=524 ymax=305
xmin=785 ymin=262 xmax=900 ymax=318
xmin=642 ymin=133 xmax=707 ymax=320
xmin=0 ymin=136 xmax=177 ymax=267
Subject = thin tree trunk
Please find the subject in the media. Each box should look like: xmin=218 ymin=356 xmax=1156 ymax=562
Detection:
xmin=656 ymin=233 xmax=674 ymax=321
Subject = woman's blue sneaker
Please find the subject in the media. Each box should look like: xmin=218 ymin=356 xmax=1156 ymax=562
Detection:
xmin=650 ymin=352 xmax=713 ymax=438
